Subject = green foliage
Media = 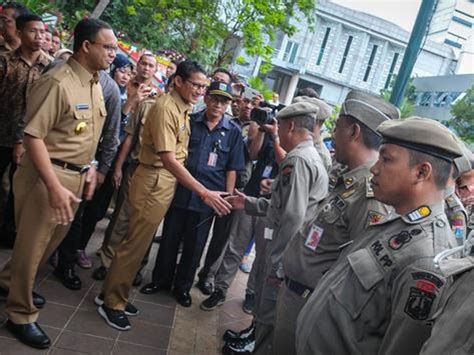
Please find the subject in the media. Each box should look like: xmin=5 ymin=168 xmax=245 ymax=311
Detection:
xmin=380 ymin=77 xmax=416 ymax=118
xmin=324 ymin=104 xmax=340 ymax=133
xmin=447 ymin=86 xmax=474 ymax=144
xmin=248 ymin=76 xmax=273 ymax=100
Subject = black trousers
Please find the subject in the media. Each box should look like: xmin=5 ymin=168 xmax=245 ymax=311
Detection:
xmin=151 ymin=206 xmax=213 ymax=292
xmin=197 ymin=213 xmax=233 ymax=282
xmin=0 ymin=147 xmax=16 ymax=247
xmin=57 ymin=169 xmax=115 ymax=269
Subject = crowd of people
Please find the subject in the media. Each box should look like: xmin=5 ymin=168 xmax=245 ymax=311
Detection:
xmin=0 ymin=2 xmax=473 ymax=354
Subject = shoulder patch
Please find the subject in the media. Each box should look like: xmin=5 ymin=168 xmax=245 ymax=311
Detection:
xmin=388 ymin=229 xmax=422 ymax=250
xmin=407 ymin=206 xmax=431 ymax=222
xmin=367 ymin=210 xmax=385 ymax=226
xmin=404 ymin=287 xmax=435 ymax=320
xmin=282 ymin=165 xmax=294 ymax=186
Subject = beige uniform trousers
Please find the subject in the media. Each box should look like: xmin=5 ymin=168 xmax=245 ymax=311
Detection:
xmin=98 ymin=161 xmax=138 ymax=268
xmin=102 ymin=164 xmax=176 ymax=310
xmin=0 ymin=158 xmax=84 ymax=324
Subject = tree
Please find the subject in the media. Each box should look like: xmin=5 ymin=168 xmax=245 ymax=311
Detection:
xmin=446 ymin=86 xmax=474 ymax=144
xmin=380 ymin=76 xmax=416 ymax=118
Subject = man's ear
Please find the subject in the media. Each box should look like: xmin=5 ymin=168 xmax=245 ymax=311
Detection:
xmin=416 ymin=161 xmax=433 ymax=182
xmin=350 ymin=122 xmax=361 ymax=141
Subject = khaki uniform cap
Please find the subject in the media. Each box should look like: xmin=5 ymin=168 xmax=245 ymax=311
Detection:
xmin=377 ymin=116 xmax=463 ymax=160
xmin=341 ymin=90 xmax=400 ymax=133
xmin=277 ymin=97 xmax=325 ymax=121
xmin=454 ymin=141 xmax=474 ymax=175
xmin=292 ymin=96 xmax=332 ymax=121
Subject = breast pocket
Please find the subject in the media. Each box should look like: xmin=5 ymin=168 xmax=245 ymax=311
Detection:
xmin=330 ymin=248 xmax=384 ymax=320
xmin=215 ymin=146 xmax=230 ymax=169
xmin=73 ymin=109 xmax=93 ymax=121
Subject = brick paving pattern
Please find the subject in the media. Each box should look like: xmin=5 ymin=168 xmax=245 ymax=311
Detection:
xmin=0 ymin=220 xmax=252 ymax=354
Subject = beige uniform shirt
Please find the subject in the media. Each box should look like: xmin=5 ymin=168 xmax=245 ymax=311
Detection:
xmin=283 ymin=163 xmax=392 ymax=288
xmin=138 ymin=91 xmax=191 ymax=168
xmin=124 ymin=98 xmax=155 ymax=161
xmin=296 ymin=202 xmax=457 ymax=355
xmin=24 ymin=57 xmax=106 ymax=166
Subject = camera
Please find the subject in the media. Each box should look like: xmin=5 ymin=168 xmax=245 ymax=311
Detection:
xmin=251 ymin=107 xmax=275 ymax=125
xmin=250 ymin=101 xmax=286 ymax=125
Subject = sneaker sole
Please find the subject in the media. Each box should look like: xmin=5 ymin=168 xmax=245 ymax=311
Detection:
xmin=200 ymin=298 xmax=225 ymax=311
xmin=97 ymin=306 xmax=131 ymax=331
xmin=94 ymin=296 xmax=139 ymax=316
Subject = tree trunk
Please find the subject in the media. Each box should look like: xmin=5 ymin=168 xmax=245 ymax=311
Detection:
xmin=90 ymin=0 xmax=110 ymax=19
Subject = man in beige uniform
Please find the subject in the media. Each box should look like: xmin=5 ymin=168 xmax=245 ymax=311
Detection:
xmin=0 ymin=18 xmax=116 ymax=349
xmin=95 ymin=98 xmax=155 ymax=273
xmin=98 ymin=60 xmax=231 ymax=331
xmin=273 ymin=91 xmax=399 ymax=355
xmin=296 ymin=117 xmax=462 ymax=355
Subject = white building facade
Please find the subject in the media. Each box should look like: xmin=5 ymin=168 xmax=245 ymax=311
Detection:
xmin=234 ymin=0 xmax=458 ymax=106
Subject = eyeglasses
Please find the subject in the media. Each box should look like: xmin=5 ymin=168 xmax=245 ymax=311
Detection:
xmin=90 ymin=42 xmax=118 ymax=53
xmin=186 ymin=79 xmax=207 ymax=91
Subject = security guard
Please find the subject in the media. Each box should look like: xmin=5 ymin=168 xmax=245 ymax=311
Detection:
xmin=296 ymin=117 xmax=463 ymax=354
xmin=444 ymin=144 xmax=473 ymax=245
xmin=273 ymin=90 xmax=400 ymax=355
xmin=225 ymin=98 xmax=329 ymax=354
xmin=97 ymin=61 xmax=231 ymax=331
xmin=419 ymin=253 xmax=474 ymax=354
xmin=0 ymin=18 xmax=115 ymax=349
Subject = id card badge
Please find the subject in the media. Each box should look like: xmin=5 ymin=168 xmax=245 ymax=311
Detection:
xmin=208 ymin=152 xmax=218 ymax=167
xmin=264 ymin=227 xmax=274 ymax=240
xmin=304 ymin=225 xmax=324 ymax=251
xmin=262 ymin=165 xmax=273 ymax=178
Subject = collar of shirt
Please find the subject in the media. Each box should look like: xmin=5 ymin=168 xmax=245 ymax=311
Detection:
xmin=194 ymin=110 xmax=231 ymax=131
xmin=67 ymin=57 xmax=97 ymax=87
xmin=339 ymin=162 xmax=375 ymax=189
xmin=171 ymin=90 xmax=192 ymax=116
xmin=11 ymin=47 xmax=50 ymax=67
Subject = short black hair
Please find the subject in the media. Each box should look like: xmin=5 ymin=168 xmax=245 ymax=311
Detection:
xmin=15 ymin=13 xmax=42 ymax=31
xmin=73 ymin=18 xmax=112 ymax=53
xmin=212 ymin=67 xmax=233 ymax=82
xmin=175 ymin=60 xmax=206 ymax=81
xmin=295 ymin=87 xmax=320 ymax=99
xmin=343 ymin=115 xmax=382 ymax=150
xmin=2 ymin=2 xmax=29 ymax=18
xmin=408 ymin=150 xmax=452 ymax=190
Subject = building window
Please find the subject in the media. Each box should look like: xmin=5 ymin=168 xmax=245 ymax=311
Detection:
xmin=363 ymin=44 xmax=378 ymax=82
xmin=384 ymin=52 xmax=399 ymax=89
xmin=283 ymin=40 xmax=299 ymax=64
xmin=452 ymin=15 xmax=472 ymax=28
xmin=316 ymin=27 xmax=331 ymax=66
xmin=444 ymin=38 xmax=463 ymax=48
xmin=338 ymin=35 xmax=353 ymax=73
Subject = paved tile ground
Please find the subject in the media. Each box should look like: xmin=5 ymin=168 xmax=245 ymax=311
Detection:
xmin=0 ymin=220 xmax=253 ymax=354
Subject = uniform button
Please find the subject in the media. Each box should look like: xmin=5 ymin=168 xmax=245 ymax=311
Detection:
xmin=345 ymin=177 xmax=353 ymax=185
xmin=436 ymin=220 xmax=445 ymax=228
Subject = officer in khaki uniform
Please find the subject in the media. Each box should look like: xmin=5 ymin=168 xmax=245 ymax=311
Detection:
xmin=444 ymin=147 xmax=473 ymax=246
xmin=296 ymin=117 xmax=463 ymax=355
xmin=273 ymin=90 xmax=400 ymax=355
xmin=98 ymin=61 xmax=231 ymax=331
xmin=96 ymin=98 xmax=155 ymax=272
xmin=0 ymin=19 xmax=115 ymax=349
xmin=225 ymin=98 xmax=329 ymax=354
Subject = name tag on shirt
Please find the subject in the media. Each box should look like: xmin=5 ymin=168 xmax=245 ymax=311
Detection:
xmin=264 ymin=227 xmax=274 ymax=240
xmin=262 ymin=165 xmax=273 ymax=178
xmin=75 ymin=103 xmax=90 ymax=110
xmin=305 ymin=225 xmax=324 ymax=251
xmin=208 ymin=152 xmax=218 ymax=167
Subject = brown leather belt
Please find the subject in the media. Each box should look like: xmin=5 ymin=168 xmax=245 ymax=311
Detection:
xmin=51 ymin=159 xmax=90 ymax=174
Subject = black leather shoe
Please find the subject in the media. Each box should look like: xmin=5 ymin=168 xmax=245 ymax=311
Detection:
xmin=53 ymin=267 xmax=82 ymax=290
xmin=6 ymin=320 xmax=51 ymax=349
xmin=92 ymin=266 xmax=108 ymax=280
xmin=139 ymin=282 xmax=170 ymax=295
xmin=173 ymin=289 xmax=192 ymax=307
xmin=196 ymin=280 xmax=214 ymax=295
xmin=0 ymin=288 xmax=45 ymax=309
